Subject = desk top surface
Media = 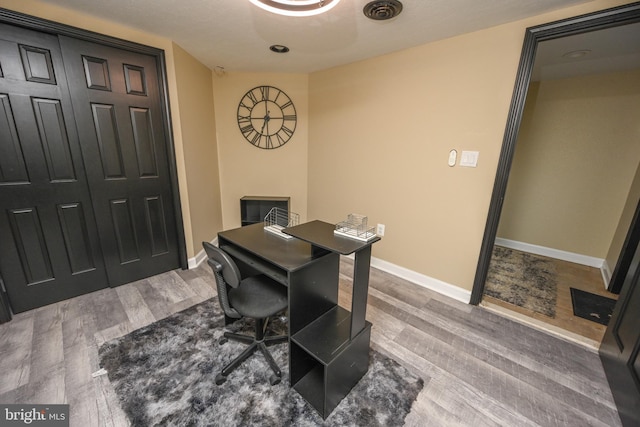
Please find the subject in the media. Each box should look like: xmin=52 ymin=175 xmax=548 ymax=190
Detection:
xmin=218 ymin=222 xmax=323 ymax=271
xmin=218 ymin=220 xmax=380 ymax=271
xmin=284 ymin=220 xmax=380 ymax=255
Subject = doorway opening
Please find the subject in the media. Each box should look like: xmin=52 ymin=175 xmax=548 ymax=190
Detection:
xmin=471 ymin=3 xmax=640 ymax=348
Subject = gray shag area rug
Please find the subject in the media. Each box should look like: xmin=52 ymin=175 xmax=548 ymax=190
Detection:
xmin=485 ymin=246 xmax=558 ymax=317
xmin=99 ymin=299 xmax=423 ymax=426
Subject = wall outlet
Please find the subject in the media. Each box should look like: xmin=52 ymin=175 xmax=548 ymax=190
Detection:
xmin=377 ymin=223 xmax=385 ymax=236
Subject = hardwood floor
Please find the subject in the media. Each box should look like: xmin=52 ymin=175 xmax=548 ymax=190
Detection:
xmin=482 ymin=250 xmax=618 ymax=348
xmin=0 ymin=258 xmax=620 ymax=426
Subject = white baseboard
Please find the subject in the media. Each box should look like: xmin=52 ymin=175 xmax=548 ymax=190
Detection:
xmin=188 ymin=237 xmax=218 ymax=269
xmin=494 ymin=238 xmax=604 ymax=268
xmin=190 ymin=236 xmax=611 ymax=304
xmin=199 ymin=239 xmax=471 ymax=303
xmin=495 ymin=237 xmax=611 ymax=289
xmin=601 ymin=259 xmax=612 ymax=290
xmin=369 ymin=256 xmax=472 ymax=304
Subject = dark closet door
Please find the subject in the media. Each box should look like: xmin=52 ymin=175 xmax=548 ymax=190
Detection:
xmin=59 ymin=36 xmax=180 ymax=287
xmin=0 ymin=25 xmax=108 ymax=312
xmin=600 ymin=237 xmax=640 ymax=427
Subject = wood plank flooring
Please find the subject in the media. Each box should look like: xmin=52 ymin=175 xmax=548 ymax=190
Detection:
xmin=482 ymin=251 xmax=618 ymax=348
xmin=0 ymin=258 xmax=621 ymax=426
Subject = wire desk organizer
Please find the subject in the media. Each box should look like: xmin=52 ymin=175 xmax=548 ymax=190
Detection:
xmin=334 ymin=214 xmax=377 ymax=241
xmin=264 ymin=207 xmax=300 ymax=239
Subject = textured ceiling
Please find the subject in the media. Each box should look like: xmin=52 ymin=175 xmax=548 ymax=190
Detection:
xmin=532 ymin=21 xmax=640 ymax=81
xmin=37 ymin=0 xmax=597 ymax=73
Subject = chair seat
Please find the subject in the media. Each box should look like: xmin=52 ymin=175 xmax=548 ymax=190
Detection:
xmin=229 ymin=275 xmax=288 ymax=319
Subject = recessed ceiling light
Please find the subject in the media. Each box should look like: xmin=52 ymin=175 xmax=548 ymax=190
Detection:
xmin=249 ymin=0 xmax=341 ymax=17
xmin=562 ymin=49 xmax=592 ymax=59
xmin=270 ymin=44 xmax=290 ymax=53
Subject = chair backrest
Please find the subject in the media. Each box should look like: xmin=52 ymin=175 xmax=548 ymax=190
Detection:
xmin=202 ymin=242 xmax=242 ymax=319
xmin=203 ymin=242 xmax=242 ymax=287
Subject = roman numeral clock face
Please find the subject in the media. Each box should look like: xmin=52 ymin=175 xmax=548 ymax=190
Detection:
xmin=237 ymin=85 xmax=297 ymax=149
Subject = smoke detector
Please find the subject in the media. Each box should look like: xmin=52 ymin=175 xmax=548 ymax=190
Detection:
xmin=363 ymin=0 xmax=403 ymax=20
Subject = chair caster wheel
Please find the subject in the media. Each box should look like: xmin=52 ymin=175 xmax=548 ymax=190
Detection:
xmin=269 ymin=375 xmax=281 ymax=386
xmin=215 ymin=374 xmax=227 ymax=385
xmin=219 ymin=337 xmax=228 ymax=345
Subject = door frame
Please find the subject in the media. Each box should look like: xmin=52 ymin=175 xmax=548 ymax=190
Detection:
xmin=0 ymin=8 xmax=188 ymax=317
xmin=470 ymin=1 xmax=640 ymax=305
xmin=609 ymin=199 xmax=640 ymax=294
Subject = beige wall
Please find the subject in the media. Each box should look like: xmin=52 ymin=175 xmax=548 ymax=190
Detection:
xmin=212 ymin=72 xmax=309 ymax=229
xmin=173 ymin=43 xmax=223 ymax=255
xmin=307 ymin=0 xmax=633 ymax=293
xmin=0 ymin=0 xmax=219 ymax=259
xmin=498 ymin=69 xmax=640 ymax=258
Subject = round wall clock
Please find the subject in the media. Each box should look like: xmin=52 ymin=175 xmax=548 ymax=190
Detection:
xmin=237 ymin=85 xmax=297 ymax=149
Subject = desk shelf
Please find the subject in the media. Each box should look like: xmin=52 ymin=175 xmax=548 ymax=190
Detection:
xmin=291 ymin=309 xmax=371 ymax=419
xmin=218 ymin=244 xmax=288 ymax=286
xmin=292 ymin=306 xmax=351 ymax=362
xmin=240 ymin=196 xmax=289 ymax=226
xmin=291 ymin=362 xmax=325 ymax=416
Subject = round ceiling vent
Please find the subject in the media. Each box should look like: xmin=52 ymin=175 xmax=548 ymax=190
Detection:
xmin=363 ymin=0 xmax=403 ymax=20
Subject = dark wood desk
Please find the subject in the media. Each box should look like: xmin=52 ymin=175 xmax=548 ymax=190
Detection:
xmin=217 ymin=220 xmax=380 ymax=419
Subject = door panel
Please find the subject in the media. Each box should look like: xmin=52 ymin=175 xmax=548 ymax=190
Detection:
xmin=0 ymin=24 xmax=108 ymax=312
xmin=57 ymin=202 xmax=96 ymax=274
xmin=19 ymin=43 xmax=56 ymax=84
xmin=32 ymin=97 xmax=77 ymax=181
xmin=144 ymin=195 xmax=170 ymax=256
xmin=59 ymin=36 xmax=180 ymax=287
xmin=600 ymin=235 xmax=640 ymax=427
xmin=82 ymin=55 xmax=111 ymax=91
xmin=124 ymin=64 xmax=146 ymax=96
xmin=130 ymin=107 xmax=159 ymax=177
xmin=91 ymin=103 xmax=125 ymax=178
xmin=0 ymin=93 xmax=29 ymax=183
xmin=110 ymin=198 xmax=140 ymax=264
xmin=613 ymin=275 xmax=640 ymax=352
xmin=7 ymin=207 xmax=54 ymax=284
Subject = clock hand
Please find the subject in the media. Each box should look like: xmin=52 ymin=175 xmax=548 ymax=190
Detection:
xmin=261 ymin=111 xmax=270 ymax=133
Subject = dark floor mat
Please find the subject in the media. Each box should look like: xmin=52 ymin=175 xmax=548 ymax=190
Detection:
xmin=570 ymin=288 xmax=616 ymax=326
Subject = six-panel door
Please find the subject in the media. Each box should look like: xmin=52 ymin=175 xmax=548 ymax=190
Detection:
xmin=59 ymin=36 xmax=180 ymax=288
xmin=0 ymin=24 xmax=108 ymax=312
xmin=0 ymin=24 xmax=181 ymax=313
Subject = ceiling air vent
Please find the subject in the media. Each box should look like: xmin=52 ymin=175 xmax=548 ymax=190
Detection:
xmin=363 ymin=0 xmax=403 ymax=20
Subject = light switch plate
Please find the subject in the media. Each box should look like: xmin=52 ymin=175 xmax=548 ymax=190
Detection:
xmin=448 ymin=149 xmax=457 ymax=167
xmin=459 ymin=150 xmax=479 ymax=167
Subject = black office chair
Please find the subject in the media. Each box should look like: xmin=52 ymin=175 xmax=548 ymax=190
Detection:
xmin=202 ymin=242 xmax=288 ymax=386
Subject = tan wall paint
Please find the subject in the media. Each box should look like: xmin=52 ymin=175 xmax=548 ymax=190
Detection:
xmin=307 ymin=0 xmax=633 ymax=292
xmin=212 ymin=72 xmax=308 ymax=229
xmin=0 ymin=0 xmax=205 ymax=258
xmin=173 ymin=43 xmax=223 ymax=255
xmin=498 ymin=69 xmax=640 ymax=258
